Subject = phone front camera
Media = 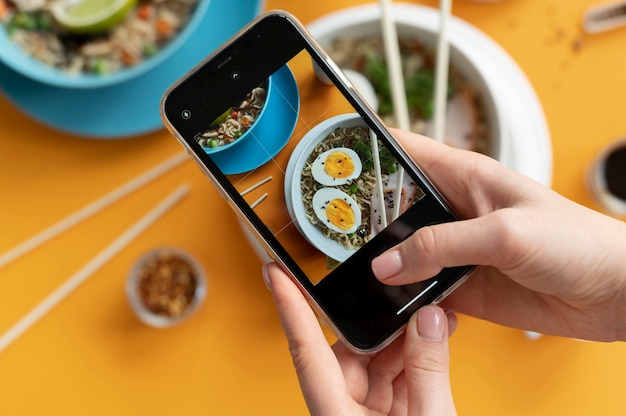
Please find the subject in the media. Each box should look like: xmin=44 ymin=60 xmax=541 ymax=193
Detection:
xmin=181 ymin=110 xmax=191 ymax=120
xmin=231 ymin=71 xmax=240 ymax=80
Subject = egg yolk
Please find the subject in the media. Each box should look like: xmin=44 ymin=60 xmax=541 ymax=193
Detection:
xmin=324 ymin=151 xmax=355 ymax=179
xmin=325 ymin=198 xmax=355 ymax=230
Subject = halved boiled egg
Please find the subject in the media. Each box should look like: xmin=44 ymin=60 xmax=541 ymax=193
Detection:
xmin=310 ymin=147 xmax=362 ymax=186
xmin=312 ymin=188 xmax=362 ymax=234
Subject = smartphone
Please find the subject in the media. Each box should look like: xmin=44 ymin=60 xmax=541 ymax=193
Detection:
xmin=160 ymin=10 xmax=473 ymax=353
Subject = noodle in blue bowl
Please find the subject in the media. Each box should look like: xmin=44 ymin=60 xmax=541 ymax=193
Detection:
xmin=0 ymin=0 xmax=211 ymax=89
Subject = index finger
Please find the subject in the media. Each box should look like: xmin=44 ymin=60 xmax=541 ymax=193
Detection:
xmin=263 ymin=263 xmax=351 ymax=415
xmin=390 ymin=128 xmax=512 ymax=218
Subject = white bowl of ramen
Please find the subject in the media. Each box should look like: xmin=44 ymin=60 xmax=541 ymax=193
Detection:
xmin=307 ymin=3 xmax=509 ymax=163
xmin=285 ymin=113 xmax=393 ymax=263
xmin=0 ymin=0 xmax=211 ymax=89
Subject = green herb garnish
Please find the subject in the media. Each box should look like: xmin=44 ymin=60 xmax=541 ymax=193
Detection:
xmin=353 ymin=134 xmax=398 ymax=175
xmin=362 ymin=47 xmax=455 ymax=120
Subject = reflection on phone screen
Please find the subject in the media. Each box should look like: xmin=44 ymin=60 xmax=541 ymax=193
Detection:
xmin=193 ymin=50 xmax=426 ymax=285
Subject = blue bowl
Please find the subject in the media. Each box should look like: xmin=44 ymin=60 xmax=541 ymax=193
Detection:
xmin=202 ymin=75 xmax=273 ymax=155
xmin=0 ymin=0 xmax=211 ymax=89
xmin=208 ymin=64 xmax=301 ymax=174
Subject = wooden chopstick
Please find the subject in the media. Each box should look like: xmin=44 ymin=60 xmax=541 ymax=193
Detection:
xmin=379 ymin=0 xmax=411 ymax=132
xmin=240 ymin=176 xmax=272 ymax=196
xmin=0 ymin=152 xmax=189 ymax=269
xmin=433 ymin=0 xmax=453 ymax=144
xmin=0 ymin=184 xmax=190 ymax=354
xmin=250 ymin=193 xmax=268 ymax=209
xmin=379 ymin=0 xmax=452 ymax=220
xmin=370 ymin=129 xmax=388 ymax=229
xmin=379 ymin=0 xmax=408 ymax=221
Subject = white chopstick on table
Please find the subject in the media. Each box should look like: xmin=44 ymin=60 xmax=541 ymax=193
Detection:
xmin=241 ymin=176 xmax=271 ymax=209
xmin=240 ymin=176 xmax=272 ymax=196
xmin=379 ymin=0 xmax=408 ymax=220
xmin=0 ymin=152 xmax=188 ymax=269
xmin=433 ymin=0 xmax=453 ymax=144
xmin=0 ymin=184 xmax=190 ymax=355
xmin=250 ymin=193 xmax=268 ymax=209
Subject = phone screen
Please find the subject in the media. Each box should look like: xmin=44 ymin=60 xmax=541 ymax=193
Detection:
xmin=162 ymin=13 xmax=473 ymax=351
xmin=207 ymin=50 xmax=431 ymax=286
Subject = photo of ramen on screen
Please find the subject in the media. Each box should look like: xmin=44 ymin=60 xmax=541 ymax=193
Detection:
xmin=198 ymin=50 xmax=428 ymax=285
xmin=161 ymin=11 xmax=474 ymax=353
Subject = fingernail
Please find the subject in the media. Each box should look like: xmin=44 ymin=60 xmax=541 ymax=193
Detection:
xmin=446 ymin=309 xmax=458 ymax=336
xmin=417 ymin=305 xmax=445 ymax=341
xmin=262 ymin=263 xmax=272 ymax=291
xmin=371 ymin=250 xmax=403 ymax=280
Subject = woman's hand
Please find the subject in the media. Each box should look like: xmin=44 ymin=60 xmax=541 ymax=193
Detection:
xmin=372 ymin=129 xmax=626 ymax=342
xmin=264 ymin=262 xmax=457 ymax=416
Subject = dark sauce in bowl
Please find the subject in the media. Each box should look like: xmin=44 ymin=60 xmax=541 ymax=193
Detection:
xmin=605 ymin=146 xmax=626 ymax=201
xmin=588 ymin=139 xmax=626 ymax=216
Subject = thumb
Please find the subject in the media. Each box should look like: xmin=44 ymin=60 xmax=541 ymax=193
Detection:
xmin=372 ymin=212 xmax=517 ymax=285
xmin=404 ymin=305 xmax=457 ymax=416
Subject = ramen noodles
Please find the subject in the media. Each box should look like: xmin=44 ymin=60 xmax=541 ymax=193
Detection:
xmin=301 ymin=125 xmax=424 ymax=251
xmin=0 ymin=0 xmax=199 ymax=75
xmin=196 ymin=85 xmax=267 ymax=149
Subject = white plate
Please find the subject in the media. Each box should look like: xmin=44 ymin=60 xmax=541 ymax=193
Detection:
xmin=307 ymin=3 xmax=552 ymax=186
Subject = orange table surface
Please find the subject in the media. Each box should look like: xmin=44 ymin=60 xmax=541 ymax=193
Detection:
xmin=2 ymin=0 xmax=626 ymax=414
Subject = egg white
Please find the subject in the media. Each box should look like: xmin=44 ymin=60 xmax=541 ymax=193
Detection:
xmin=312 ymin=188 xmax=362 ymax=234
xmin=310 ymin=147 xmax=362 ymax=186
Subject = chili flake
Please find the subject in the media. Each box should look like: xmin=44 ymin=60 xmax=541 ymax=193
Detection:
xmin=137 ymin=251 xmax=198 ymax=317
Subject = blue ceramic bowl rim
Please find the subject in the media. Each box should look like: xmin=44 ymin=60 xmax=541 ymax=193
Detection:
xmin=202 ymin=73 xmax=274 ymax=155
xmin=0 ymin=0 xmax=211 ymax=90
xmin=207 ymin=64 xmax=300 ymax=174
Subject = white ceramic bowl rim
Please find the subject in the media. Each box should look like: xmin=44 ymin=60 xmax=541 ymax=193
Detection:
xmin=307 ymin=2 xmax=508 ymax=163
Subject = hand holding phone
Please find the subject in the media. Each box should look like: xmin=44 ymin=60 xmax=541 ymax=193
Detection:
xmin=160 ymin=10 xmax=473 ymax=353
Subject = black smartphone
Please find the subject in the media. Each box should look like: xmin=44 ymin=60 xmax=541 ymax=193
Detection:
xmin=160 ymin=10 xmax=473 ymax=353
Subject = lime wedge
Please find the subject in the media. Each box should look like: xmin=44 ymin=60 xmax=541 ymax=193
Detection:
xmin=211 ymin=108 xmax=232 ymax=125
xmin=52 ymin=0 xmax=138 ymax=34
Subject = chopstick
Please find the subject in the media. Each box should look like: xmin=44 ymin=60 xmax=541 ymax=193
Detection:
xmin=433 ymin=0 xmax=453 ymax=144
xmin=583 ymin=1 xmax=626 ymax=33
xmin=250 ymin=193 xmax=268 ymax=209
xmin=378 ymin=0 xmax=451 ymax=220
xmin=378 ymin=0 xmax=454 ymax=140
xmin=240 ymin=176 xmax=271 ymax=209
xmin=240 ymin=176 xmax=272 ymax=196
xmin=379 ymin=0 xmax=411 ymax=132
xmin=0 ymin=152 xmax=189 ymax=269
xmin=0 ymin=184 xmax=190 ymax=355
xmin=379 ymin=0 xmax=408 ymax=221
xmin=370 ymin=129 xmax=388 ymax=228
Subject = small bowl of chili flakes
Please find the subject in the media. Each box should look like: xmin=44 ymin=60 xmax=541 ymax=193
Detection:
xmin=126 ymin=247 xmax=207 ymax=328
